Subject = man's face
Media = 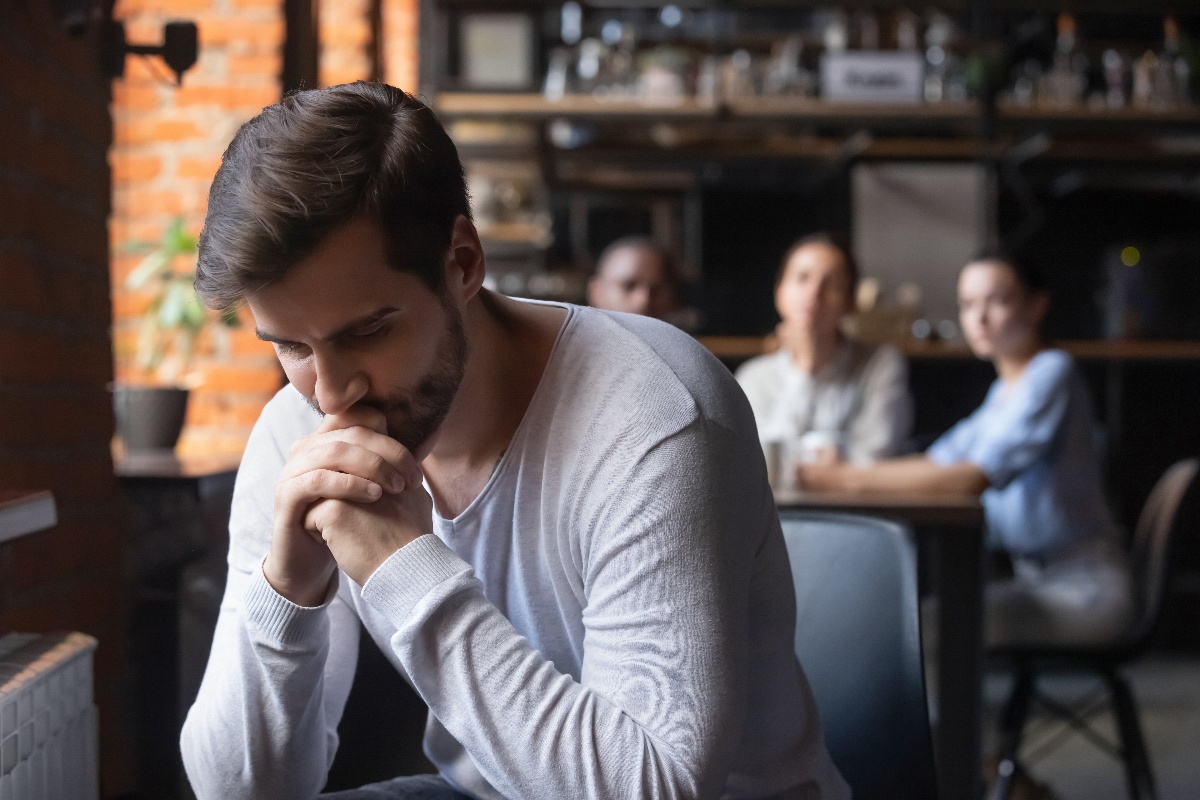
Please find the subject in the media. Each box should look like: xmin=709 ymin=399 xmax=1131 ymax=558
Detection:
xmin=247 ymin=217 xmax=468 ymax=454
xmin=587 ymin=246 xmax=676 ymax=319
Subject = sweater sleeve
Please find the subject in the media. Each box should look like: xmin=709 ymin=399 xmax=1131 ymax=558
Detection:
xmin=846 ymin=344 xmax=914 ymax=463
xmin=361 ymin=417 xmax=747 ymax=800
xmin=179 ymin=392 xmax=362 ymax=800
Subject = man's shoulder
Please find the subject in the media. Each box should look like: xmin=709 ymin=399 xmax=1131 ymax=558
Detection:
xmin=565 ymin=307 xmax=752 ymax=432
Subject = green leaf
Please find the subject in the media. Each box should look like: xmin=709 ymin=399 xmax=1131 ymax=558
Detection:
xmin=159 ymin=281 xmax=187 ymax=328
xmin=126 ymin=251 xmax=168 ymax=290
xmin=182 ymin=291 xmax=206 ymax=331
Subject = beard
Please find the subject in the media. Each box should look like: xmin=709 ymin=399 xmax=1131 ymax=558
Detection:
xmin=307 ymin=301 xmax=469 ymax=454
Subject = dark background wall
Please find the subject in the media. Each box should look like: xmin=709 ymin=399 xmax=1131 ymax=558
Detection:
xmin=0 ymin=2 xmax=136 ymax=795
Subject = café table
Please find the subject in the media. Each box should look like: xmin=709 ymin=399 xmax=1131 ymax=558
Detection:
xmin=774 ymin=488 xmax=986 ymax=800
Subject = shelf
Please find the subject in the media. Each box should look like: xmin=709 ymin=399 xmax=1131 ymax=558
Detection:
xmin=0 ymin=490 xmax=57 ymax=544
xmin=437 ymin=92 xmax=983 ymax=124
xmin=729 ymin=97 xmax=980 ymax=122
xmin=698 ymin=336 xmax=1200 ymax=362
xmin=439 ymin=93 xmax=1200 ymax=142
xmin=437 ymin=93 xmax=719 ymax=121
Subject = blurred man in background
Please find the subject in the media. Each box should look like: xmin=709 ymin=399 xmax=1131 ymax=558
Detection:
xmin=587 ymin=235 xmax=679 ymax=320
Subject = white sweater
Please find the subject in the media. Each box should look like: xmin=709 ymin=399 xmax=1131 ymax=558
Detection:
xmin=180 ymin=305 xmax=848 ymax=800
xmin=736 ymin=341 xmax=912 ymax=464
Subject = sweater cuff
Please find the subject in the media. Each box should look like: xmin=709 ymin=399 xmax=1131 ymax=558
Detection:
xmin=361 ymin=534 xmax=471 ymax=627
xmin=242 ymin=562 xmax=336 ymax=647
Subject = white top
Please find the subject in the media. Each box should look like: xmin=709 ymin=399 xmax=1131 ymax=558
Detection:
xmin=735 ymin=341 xmax=913 ymax=464
xmin=180 ymin=304 xmax=848 ymax=800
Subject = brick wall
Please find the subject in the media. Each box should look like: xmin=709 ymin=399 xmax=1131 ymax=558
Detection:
xmin=0 ymin=2 xmax=135 ymax=794
xmin=111 ymin=0 xmax=287 ymax=457
xmin=111 ymin=0 xmax=419 ymax=457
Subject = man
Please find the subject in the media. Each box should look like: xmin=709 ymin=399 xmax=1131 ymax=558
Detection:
xmin=587 ymin=236 xmax=679 ymax=320
xmin=181 ymin=82 xmax=847 ymax=800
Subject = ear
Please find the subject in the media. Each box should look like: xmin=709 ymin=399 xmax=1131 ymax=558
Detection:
xmin=443 ymin=215 xmax=486 ymax=304
xmin=586 ymin=276 xmax=601 ymax=308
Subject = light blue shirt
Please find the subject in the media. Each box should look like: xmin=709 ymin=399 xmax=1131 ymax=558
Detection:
xmin=927 ymin=349 xmax=1118 ymax=557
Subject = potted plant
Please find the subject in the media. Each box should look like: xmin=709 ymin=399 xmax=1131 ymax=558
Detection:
xmin=115 ymin=217 xmax=238 ymax=451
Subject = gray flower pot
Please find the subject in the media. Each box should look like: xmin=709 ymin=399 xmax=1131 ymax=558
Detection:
xmin=114 ymin=386 xmax=190 ymax=451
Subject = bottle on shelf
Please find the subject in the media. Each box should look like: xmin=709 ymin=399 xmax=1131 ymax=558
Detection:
xmin=1159 ymin=16 xmax=1191 ymax=107
xmin=1102 ymin=49 xmax=1126 ymax=109
xmin=1041 ymin=12 xmax=1087 ymax=108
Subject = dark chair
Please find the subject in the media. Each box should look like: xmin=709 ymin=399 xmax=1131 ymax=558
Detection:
xmin=990 ymin=458 xmax=1200 ymax=800
xmin=779 ymin=511 xmax=938 ymax=800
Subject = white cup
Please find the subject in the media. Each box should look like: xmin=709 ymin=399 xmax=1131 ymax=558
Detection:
xmin=761 ymin=438 xmax=784 ymax=490
xmin=793 ymin=430 xmax=843 ymax=467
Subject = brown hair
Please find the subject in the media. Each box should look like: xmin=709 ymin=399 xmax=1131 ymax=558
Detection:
xmin=195 ymin=82 xmax=471 ymax=309
xmin=775 ymin=232 xmax=859 ymax=293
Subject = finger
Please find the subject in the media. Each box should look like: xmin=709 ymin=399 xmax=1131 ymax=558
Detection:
xmin=316 ymin=427 xmax=423 ymax=488
xmin=298 ymin=441 xmax=405 ymax=493
xmin=319 ymin=405 xmax=387 ymax=435
xmin=280 ymin=469 xmax=383 ymax=518
xmin=303 ymin=498 xmax=342 ymax=536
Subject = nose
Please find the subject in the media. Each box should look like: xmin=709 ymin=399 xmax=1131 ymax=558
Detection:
xmin=313 ymin=353 xmax=369 ymax=417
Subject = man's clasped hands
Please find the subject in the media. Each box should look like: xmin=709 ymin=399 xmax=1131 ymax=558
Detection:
xmin=262 ymin=408 xmax=433 ymax=607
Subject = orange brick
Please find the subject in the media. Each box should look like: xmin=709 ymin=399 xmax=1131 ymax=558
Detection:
xmin=229 ymin=53 xmax=281 ymax=77
xmin=114 ymin=118 xmax=204 ymax=147
xmin=198 ymin=362 xmax=285 ymax=393
xmin=228 ymin=325 xmax=277 ymax=357
xmin=110 ymin=152 xmax=162 ymax=183
xmin=112 ymin=291 xmax=155 ymax=320
xmin=173 ymin=84 xmax=278 ymax=110
xmin=121 ymin=188 xmax=203 ymax=217
xmin=112 ymin=81 xmax=163 ymax=112
xmin=176 ymin=154 xmax=222 ymax=181
xmin=200 ymin=18 xmax=284 ymax=48
xmin=186 ymin=391 xmax=274 ymax=427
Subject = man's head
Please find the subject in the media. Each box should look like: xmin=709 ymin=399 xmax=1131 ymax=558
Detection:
xmin=196 ymin=83 xmax=479 ymax=453
xmin=587 ymin=236 xmax=679 ymax=320
xmin=196 ymin=82 xmax=471 ymax=308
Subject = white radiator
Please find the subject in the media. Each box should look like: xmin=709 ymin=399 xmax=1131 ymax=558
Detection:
xmin=0 ymin=632 xmax=98 ymax=800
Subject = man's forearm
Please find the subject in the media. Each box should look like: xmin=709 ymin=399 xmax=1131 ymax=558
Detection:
xmin=181 ymin=566 xmax=352 ymax=800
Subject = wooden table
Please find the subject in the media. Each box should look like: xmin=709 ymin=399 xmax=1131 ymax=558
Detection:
xmin=775 ymin=489 xmax=986 ymax=800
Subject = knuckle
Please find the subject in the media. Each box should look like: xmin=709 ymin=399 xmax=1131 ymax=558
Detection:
xmin=302 ymin=470 xmax=325 ymax=494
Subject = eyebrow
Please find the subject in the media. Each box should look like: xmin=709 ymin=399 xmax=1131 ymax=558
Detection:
xmin=256 ymin=307 xmax=400 ymax=345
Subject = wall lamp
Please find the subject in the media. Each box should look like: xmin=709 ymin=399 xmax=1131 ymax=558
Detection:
xmin=102 ymin=20 xmax=199 ymax=85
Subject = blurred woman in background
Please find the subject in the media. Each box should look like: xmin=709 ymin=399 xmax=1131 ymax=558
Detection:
xmin=736 ymin=233 xmax=912 ymax=466
xmin=799 ymin=253 xmax=1133 ymax=649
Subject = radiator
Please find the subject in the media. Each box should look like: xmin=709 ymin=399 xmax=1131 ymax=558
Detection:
xmin=0 ymin=632 xmax=98 ymax=800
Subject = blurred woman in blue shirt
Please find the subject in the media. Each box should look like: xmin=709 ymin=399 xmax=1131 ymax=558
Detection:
xmin=798 ymin=254 xmax=1133 ymax=647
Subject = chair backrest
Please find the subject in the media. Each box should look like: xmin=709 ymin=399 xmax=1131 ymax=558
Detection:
xmin=779 ymin=512 xmax=938 ymax=800
xmin=1127 ymin=458 xmax=1200 ymax=644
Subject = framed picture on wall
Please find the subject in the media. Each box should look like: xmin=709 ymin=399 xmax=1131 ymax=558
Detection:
xmin=459 ymin=13 xmax=535 ymax=90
